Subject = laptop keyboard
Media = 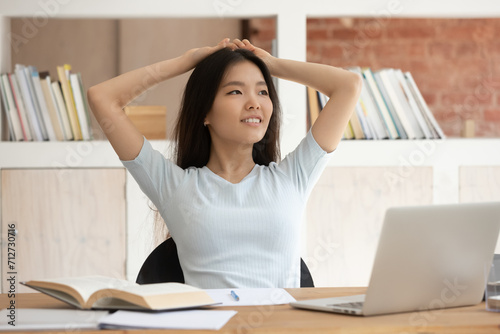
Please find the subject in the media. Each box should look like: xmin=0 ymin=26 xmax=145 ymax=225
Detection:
xmin=328 ymin=301 xmax=364 ymax=310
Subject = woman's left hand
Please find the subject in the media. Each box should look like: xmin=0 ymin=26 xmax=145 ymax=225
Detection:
xmin=231 ymin=39 xmax=275 ymax=69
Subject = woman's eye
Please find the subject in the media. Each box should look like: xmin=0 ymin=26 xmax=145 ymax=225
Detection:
xmin=259 ymin=90 xmax=269 ymax=96
xmin=228 ymin=90 xmax=242 ymax=95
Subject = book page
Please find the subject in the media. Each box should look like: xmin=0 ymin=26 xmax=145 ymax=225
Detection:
xmin=116 ymin=282 xmax=201 ymax=297
xmin=0 ymin=309 xmax=108 ymax=331
xmin=99 ymin=310 xmax=237 ymax=330
xmin=30 ymin=276 xmax=136 ymax=303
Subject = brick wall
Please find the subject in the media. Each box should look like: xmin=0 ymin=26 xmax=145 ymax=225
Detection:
xmin=248 ymin=18 xmax=500 ymax=138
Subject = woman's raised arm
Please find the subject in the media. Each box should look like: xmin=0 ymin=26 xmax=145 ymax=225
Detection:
xmin=87 ymin=38 xmax=233 ymax=160
xmin=233 ymin=39 xmax=362 ymax=153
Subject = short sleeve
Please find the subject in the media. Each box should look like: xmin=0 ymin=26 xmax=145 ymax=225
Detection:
xmin=277 ymin=130 xmax=335 ymax=197
xmin=121 ymin=137 xmax=185 ymax=209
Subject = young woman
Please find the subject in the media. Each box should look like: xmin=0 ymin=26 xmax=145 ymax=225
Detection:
xmin=87 ymin=38 xmax=361 ymax=289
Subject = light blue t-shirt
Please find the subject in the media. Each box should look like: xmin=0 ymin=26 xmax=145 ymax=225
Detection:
xmin=122 ymin=130 xmax=333 ymax=288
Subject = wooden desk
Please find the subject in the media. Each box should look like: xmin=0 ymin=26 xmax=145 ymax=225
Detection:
xmin=2 ymin=287 xmax=500 ymax=333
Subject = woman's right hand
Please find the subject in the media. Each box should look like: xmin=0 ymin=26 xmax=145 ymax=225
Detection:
xmin=183 ymin=38 xmax=235 ymax=68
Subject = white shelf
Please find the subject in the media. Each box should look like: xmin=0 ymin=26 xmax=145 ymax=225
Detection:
xmin=1 ymin=138 xmax=499 ymax=168
xmin=1 ymin=0 xmax=499 ymax=18
xmin=332 ymin=138 xmax=500 ymax=166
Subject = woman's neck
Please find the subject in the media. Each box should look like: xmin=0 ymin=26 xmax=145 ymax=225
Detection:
xmin=206 ymin=144 xmax=255 ymax=184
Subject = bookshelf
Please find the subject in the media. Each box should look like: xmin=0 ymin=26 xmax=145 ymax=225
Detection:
xmin=1 ymin=0 xmax=500 ymax=287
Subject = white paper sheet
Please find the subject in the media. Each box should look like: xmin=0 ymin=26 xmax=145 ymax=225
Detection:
xmin=0 ymin=308 xmax=109 ymax=331
xmin=99 ymin=309 xmax=237 ymax=330
xmin=205 ymin=288 xmax=296 ymax=306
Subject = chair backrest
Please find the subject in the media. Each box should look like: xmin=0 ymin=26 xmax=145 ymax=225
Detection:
xmin=136 ymin=238 xmax=184 ymax=284
xmin=136 ymin=238 xmax=315 ymax=287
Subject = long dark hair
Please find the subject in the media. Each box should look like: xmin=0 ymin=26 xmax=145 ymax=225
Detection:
xmin=173 ymin=48 xmax=281 ymax=169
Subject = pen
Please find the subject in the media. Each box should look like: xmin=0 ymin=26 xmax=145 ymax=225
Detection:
xmin=230 ymin=290 xmax=239 ymax=301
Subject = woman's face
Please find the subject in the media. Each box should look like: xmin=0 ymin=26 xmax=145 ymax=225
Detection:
xmin=205 ymin=60 xmax=273 ymax=148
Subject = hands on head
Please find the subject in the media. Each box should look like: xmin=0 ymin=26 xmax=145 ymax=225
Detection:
xmin=185 ymin=38 xmax=273 ymax=69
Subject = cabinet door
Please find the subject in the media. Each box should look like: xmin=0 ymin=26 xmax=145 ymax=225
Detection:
xmin=460 ymin=166 xmax=500 ymax=253
xmin=305 ymin=166 xmax=433 ymax=287
xmin=1 ymin=168 xmax=126 ymax=293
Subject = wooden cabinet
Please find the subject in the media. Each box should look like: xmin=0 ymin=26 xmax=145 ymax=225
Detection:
xmin=1 ymin=168 xmax=126 ymax=293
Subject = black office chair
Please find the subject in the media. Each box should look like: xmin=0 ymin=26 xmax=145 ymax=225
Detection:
xmin=136 ymin=238 xmax=315 ymax=287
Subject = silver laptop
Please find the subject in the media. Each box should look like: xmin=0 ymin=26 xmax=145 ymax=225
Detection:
xmin=291 ymin=202 xmax=500 ymax=316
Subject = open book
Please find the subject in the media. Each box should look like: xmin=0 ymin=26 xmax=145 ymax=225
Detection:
xmin=21 ymin=276 xmax=217 ymax=311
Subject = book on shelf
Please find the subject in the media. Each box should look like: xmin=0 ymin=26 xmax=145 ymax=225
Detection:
xmin=21 ymin=275 xmax=217 ymax=311
xmin=0 ymin=74 xmax=24 ymax=141
xmin=358 ymin=67 xmax=399 ymax=139
xmin=0 ymin=63 xmax=92 ymax=141
xmin=306 ymin=86 xmax=321 ymax=127
xmin=39 ymin=72 xmax=65 ymax=141
xmin=51 ymin=80 xmax=74 ymax=140
xmin=8 ymin=73 xmax=33 ymax=141
xmin=57 ymin=64 xmax=82 ymax=140
xmin=306 ymin=66 xmax=445 ymax=140
xmin=70 ymin=72 xmax=92 ymax=140
xmin=372 ymin=70 xmax=408 ymax=139
xmin=14 ymin=64 xmax=45 ymax=141
xmin=359 ymin=70 xmax=389 ymax=140
xmin=405 ymin=71 xmax=446 ymax=139
xmin=377 ymin=68 xmax=426 ymax=139
xmin=29 ymin=66 xmax=58 ymax=141
xmin=307 ymin=86 xmax=363 ymax=140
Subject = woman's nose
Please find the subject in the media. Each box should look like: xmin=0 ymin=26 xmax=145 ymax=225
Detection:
xmin=246 ymin=94 xmax=260 ymax=110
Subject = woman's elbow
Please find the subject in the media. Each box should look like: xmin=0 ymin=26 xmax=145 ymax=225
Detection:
xmin=347 ymin=72 xmax=363 ymax=98
xmin=87 ymin=84 xmax=109 ymax=104
xmin=87 ymin=85 xmax=101 ymax=112
xmin=87 ymin=85 xmax=118 ymax=117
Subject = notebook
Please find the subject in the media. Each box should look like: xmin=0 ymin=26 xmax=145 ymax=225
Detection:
xmin=291 ymin=202 xmax=500 ymax=316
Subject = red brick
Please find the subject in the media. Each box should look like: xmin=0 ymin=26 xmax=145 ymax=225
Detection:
xmin=407 ymin=42 xmax=426 ymax=57
xmin=433 ymin=107 xmax=457 ymax=121
xmin=388 ymin=18 xmax=432 ymax=27
xmin=387 ymin=25 xmax=435 ymax=39
xmin=323 ymin=18 xmax=347 ymax=28
xmin=407 ymin=60 xmax=432 ymax=74
xmin=453 ymin=58 xmax=491 ymax=75
xmin=441 ymin=92 xmax=472 ymax=105
xmin=475 ymin=120 xmax=500 ymax=137
xmin=484 ymin=41 xmax=500 ymax=58
xmin=307 ymin=44 xmax=320 ymax=57
xmin=368 ymin=42 xmax=405 ymax=58
xmin=421 ymin=92 xmax=438 ymax=105
xmin=332 ymin=28 xmax=359 ymax=40
xmin=439 ymin=25 xmax=484 ymax=41
xmin=321 ymin=44 xmax=344 ymax=60
xmin=307 ymin=18 xmax=325 ymax=29
xmin=354 ymin=19 xmax=386 ymax=39
xmin=442 ymin=91 xmax=492 ymax=113
xmin=459 ymin=75 xmax=489 ymax=91
xmin=470 ymin=24 xmax=496 ymax=42
xmin=307 ymin=28 xmax=329 ymax=41
xmin=428 ymin=41 xmax=454 ymax=59
xmin=433 ymin=108 xmax=461 ymax=137
xmin=484 ymin=109 xmax=500 ymax=122
xmin=455 ymin=41 xmax=481 ymax=58
xmin=417 ymin=75 xmax=453 ymax=92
